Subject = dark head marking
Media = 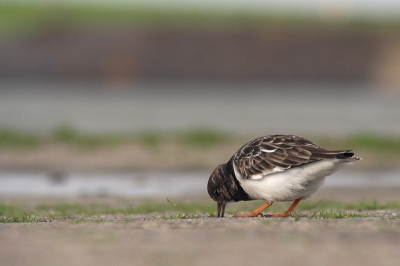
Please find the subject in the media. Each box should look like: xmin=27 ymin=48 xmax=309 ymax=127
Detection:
xmin=207 ymin=160 xmax=251 ymax=217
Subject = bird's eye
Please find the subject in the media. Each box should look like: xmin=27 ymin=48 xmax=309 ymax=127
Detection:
xmin=213 ymin=189 xmax=219 ymax=196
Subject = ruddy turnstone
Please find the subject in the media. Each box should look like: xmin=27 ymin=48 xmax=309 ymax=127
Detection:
xmin=207 ymin=134 xmax=361 ymax=218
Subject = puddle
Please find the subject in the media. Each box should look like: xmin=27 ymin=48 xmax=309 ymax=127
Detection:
xmin=0 ymin=171 xmax=398 ymax=198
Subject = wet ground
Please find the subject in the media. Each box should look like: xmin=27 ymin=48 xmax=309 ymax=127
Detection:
xmin=0 ymin=170 xmax=398 ymax=197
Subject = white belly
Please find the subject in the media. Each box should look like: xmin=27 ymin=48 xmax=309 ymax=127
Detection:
xmin=236 ymin=159 xmax=350 ymax=202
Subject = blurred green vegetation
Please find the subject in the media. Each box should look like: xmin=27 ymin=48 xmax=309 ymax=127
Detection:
xmin=0 ymin=127 xmax=399 ymax=155
xmin=0 ymin=200 xmax=217 ymax=222
xmin=0 ymin=126 xmax=234 ymax=149
xmin=0 ymin=127 xmax=399 ymax=171
xmin=179 ymin=128 xmax=232 ymax=147
xmin=0 ymin=129 xmax=40 ymax=148
xmin=1 ymin=3 xmax=400 ymax=38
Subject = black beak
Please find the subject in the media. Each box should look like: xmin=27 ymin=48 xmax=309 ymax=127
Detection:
xmin=217 ymin=201 xmax=227 ymax=217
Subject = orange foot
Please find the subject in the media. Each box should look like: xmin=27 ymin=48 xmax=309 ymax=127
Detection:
xmin=235 ymin=212 xmax=264 ymax=218
xmin=234 ymin=202 xmax=273 ymax=218
xmin=263 ymin=197 xmax=303 ymax=218
xmin=263 ymin=212 xmax=291 ymax=218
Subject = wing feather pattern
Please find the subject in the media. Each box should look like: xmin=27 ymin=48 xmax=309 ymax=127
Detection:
xmin=233 ymin=135 xmax=355 ymax=179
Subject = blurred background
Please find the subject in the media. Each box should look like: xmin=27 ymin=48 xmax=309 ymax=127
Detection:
xmin=0 ymin=0 xmax=400 ymax=197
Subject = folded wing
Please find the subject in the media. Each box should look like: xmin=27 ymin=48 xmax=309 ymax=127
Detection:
xmin=233 ymin=135 xmax=356 ymax=179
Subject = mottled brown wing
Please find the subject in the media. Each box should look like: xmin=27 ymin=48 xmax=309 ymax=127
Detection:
xmin=233 ymin=135 xmax=352 ymax=179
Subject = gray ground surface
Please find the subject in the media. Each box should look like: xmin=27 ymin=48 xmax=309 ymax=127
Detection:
xmin=1 ymin=187 xmax=400 ymax=266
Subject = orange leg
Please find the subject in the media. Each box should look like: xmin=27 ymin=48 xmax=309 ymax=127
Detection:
xmin=265 ymin=197 xmax=303 ymax=218
xmin=235 ymin=202 xmax=274 ymax=218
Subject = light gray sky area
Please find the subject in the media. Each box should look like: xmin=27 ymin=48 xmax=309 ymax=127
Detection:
xmin=4 ymin=0 xmax=400 ymax=19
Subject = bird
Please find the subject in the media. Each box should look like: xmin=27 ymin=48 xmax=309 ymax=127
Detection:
xmin=207 ymin=134 xmax=361 ymax=218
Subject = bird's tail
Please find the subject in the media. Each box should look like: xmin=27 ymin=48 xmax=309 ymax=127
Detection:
xmin=336 ymin=150 xmax=362 ymax=162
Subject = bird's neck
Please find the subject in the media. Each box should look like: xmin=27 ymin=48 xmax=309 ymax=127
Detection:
xmin=224 ymin=157 xmax=252 ymax=202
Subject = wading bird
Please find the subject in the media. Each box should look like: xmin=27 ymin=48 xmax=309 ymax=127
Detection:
xmin=207 ymin=135 xmax=361 ymax=218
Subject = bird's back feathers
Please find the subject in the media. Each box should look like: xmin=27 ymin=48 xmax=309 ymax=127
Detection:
xmin=233 ymin=135 xmax=360 ymax=180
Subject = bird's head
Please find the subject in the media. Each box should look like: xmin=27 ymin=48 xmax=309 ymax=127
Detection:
xmin=207 ymin=164 xmax=231 ymax=217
